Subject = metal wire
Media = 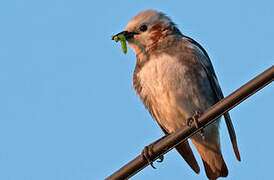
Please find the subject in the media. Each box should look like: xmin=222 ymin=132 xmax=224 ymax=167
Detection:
xmin=106 ymin=65 xmax=274 ymax=180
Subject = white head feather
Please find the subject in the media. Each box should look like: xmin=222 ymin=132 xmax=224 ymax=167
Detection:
xmin=125 ymin=10 xmax=177 ymax=55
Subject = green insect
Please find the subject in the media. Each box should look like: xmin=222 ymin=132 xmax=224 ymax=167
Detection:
xmin=111 ymin=34 xmax=127 ymax=54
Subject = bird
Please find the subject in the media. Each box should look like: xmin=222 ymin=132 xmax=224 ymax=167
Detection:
xmin=113 ymin=9 xmax=240 ymax=179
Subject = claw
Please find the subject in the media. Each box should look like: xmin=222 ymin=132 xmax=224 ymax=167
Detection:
xmin=199 ymin=129 xmax=205 ymax=140
xmin=142 ymin=144 xmax=164 ymax=169
xmin=157 ymin=155 xmax=164 ymax=163
xmin=187 ymin=118 xmax=193 ymax=127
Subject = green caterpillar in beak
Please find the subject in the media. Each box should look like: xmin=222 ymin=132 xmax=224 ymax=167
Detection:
xmin=111 ymin=34 xmax=127 ymax=54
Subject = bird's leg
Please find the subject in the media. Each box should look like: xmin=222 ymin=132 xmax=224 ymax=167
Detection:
xmin=187 ymin=110 xmax=205 ymax=140
xmin=142 ymin=136 xmax=166 ymax=169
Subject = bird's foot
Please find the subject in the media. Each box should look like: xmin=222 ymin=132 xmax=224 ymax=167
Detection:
xmin=187 ymin=110 xmax=201 ymax=127
xmin=187 ymin=110 xmax=205 ymax=140
xmin=142 ymin=144 xmax=164 ymax=169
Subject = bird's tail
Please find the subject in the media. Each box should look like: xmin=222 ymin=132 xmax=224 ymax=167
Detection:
xmin=191 ymin=132 xmax=228 ymax=179
xmin=175 ymin=140 xmax=200 ymax=174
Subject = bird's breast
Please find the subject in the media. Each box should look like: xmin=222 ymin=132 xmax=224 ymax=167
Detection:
xmin=135 ymin=53 xmax=215 ymax=132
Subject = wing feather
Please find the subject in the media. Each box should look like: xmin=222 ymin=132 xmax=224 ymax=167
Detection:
xmin=183 ymin=35 xmax=241 ymax=161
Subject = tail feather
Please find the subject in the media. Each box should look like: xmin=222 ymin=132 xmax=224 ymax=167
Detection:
xmin=202 ymin=156 xmax=228 ymax=180
xmin=224 ymin=112 xmax=241 ymax=161
xmin=191 ymin=132 xmax=228 ymax=179
xmin=175 ymin=140 xmax=200 ymax=174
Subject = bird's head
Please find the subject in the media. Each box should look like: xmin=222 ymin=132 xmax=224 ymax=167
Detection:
xmin=114 ymin=10 xmax=181 ymax=56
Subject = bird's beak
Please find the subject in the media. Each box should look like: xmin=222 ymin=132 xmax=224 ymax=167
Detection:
xmin=112 ymin=31 xmax=138 ymax=40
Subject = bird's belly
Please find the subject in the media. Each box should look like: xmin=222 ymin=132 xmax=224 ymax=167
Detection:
xmin=137 ymin=54 xmax=216 ymax=133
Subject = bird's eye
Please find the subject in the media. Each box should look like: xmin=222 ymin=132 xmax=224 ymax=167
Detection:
xmin=139 ymin=25 xmax=148 ymax=32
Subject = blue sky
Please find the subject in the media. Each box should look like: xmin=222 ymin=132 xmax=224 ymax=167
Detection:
xmin=0 ymin=0 xmax=273 ymax=180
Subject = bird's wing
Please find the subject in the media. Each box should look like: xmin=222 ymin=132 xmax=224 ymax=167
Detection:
xmin=156 ymin=121 xmax=200 ymax=174
xmin=183 ymin=35 xmax=241 ymax=161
